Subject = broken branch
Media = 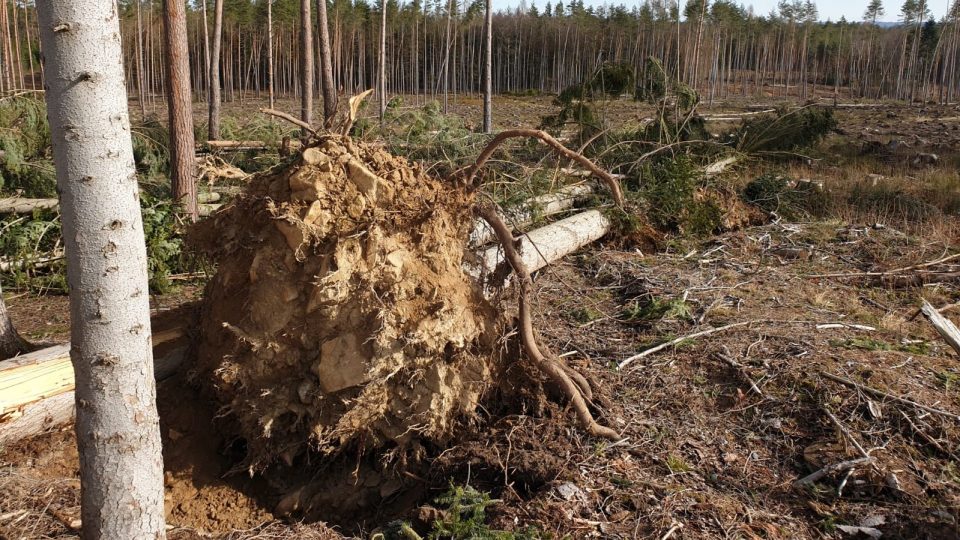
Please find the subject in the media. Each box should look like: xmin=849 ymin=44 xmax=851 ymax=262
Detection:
xmin=463 ymin=129 xmax=624 ymax=208
xmin=259 ymin=108 xmax=317 ymax=137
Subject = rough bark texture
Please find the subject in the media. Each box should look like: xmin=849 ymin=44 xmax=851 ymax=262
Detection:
xmin=163 ymin=0 xmax=197 ymax=219
xmin=36 ymin=1 xmax=166 ymax=537
xmin=316 ymin=0 xmax=336 ymax=125
xmin=300 ymin=0 xmax=313 ymax=131
xmin=208 ymin=0 xmax=224 ymax=139
xmin=0 ymin=283 xmax=29 ymax=360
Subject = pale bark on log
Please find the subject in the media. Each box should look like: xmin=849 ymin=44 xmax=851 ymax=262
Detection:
xmin=469 ymin=184 xmax=593 ymax=248
xmin=0 ymin=347 xmax=185 ymax=446
xmin=921 ymin=299 xmax=960 ymax=357
xmin=475 ymin=209 xmax=611 ymax=278
xmin=0 ymin=197 xmax=59 ymax=214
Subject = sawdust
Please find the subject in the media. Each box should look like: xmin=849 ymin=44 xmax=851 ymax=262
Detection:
xmin=191 ymin=135 xmax=501 ymax=471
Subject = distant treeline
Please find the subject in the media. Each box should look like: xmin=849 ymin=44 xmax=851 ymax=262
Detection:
xmin=1 ymin=0 xmax=958 ymax=105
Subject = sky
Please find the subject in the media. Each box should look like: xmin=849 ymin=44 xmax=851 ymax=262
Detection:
xmin=496 ymin=1 xmax=953 ymax=22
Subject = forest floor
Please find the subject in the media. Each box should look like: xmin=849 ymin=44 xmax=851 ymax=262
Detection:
xmin=2 ymin=95 xmax=960 ymax=539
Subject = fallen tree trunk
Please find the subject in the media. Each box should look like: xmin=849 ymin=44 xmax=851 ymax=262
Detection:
xmin=921 ymin=299 xmax=960 ymax=357
xmin=204 ymin=140 xmax=270 ymax=150
xmin=0 ymin=252 xmax=64 ymax=272
xmin=701 ymin=110 xmax=775 ymax=121
xmin=0 ymin=197 xmax=59 ymax=215
xmin=475 ymin=209 xmax=611 ymax=278
xmin=469 ymin=184 xmax=594 ymax=247
xmin=0 ymin=311 xmax=193 ymax=444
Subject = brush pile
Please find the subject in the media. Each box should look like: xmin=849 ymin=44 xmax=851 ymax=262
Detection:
xmin=192 ymin=135 xmax=501 ymax=470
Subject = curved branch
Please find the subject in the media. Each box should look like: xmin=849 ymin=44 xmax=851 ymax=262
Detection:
xmin=465 ymin=129 xmax=624 ymax=208
xmin=477 ymin=204 xmax=619 ymax=440
xmin=259 ymin=108 xmax=317 ymax=137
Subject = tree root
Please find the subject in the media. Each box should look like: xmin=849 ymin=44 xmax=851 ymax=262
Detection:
xmin=477 ymin=204 xmax=619 ymax=440
xmin=462 ymin=128 xmax=625 ymax=208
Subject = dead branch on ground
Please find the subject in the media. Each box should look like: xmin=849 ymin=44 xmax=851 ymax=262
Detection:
xmin=476 ymin=204 xmax=618 ymax=440
xmin=821 ymin=371 xmax=960 ymax=422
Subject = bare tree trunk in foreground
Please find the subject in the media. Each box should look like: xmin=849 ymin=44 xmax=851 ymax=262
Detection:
xmin=37 ymin=0 xmax=166 ymax=536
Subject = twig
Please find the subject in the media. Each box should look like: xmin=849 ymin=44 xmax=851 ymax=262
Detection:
xmin=462 ymin=129 xmax=624 ymax=208
xmin=477 ymin=204 xmax=618 ymax=440
xmin=794 ymin=457 xmax=874 ymax=487
xmin=899 ymin=410 xmax=957 ymax=459
xmin=259 ymin=108 xmax=317 ymax=137
xmin=808 ymin=252 xmax=960 ymax=279
xmin=659 ymin=522 xmax=684 ymax=540
xmin=823 ymin=408 xmax=870 ymax=458
xmin=821 ymin=371 xmax=960 ymax=422
xmin=715 ymin=350 xmax=763 ymax=396
xmin=619 ymin=321 xmax=757 ymax=370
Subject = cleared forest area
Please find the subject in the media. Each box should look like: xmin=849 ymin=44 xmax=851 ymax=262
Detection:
xmin=1 ymin=1 xmax=960 ymax=539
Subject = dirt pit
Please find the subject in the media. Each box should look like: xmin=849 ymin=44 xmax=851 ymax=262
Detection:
xmin=190 ymin=135 xmax=506 ymax=516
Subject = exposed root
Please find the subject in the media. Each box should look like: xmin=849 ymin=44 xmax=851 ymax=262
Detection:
xmin=477 ymin=203 xmax=619 ymax=440
xmin=462 ymin=129 xmax=625 ymax=208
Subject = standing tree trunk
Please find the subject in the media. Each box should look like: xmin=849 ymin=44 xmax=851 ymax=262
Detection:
xmin=209 ymin=0 xmax=224 ymax=139
xmin=267 ymin=0 xmax=275 ymax=110
xmin=316 ymin=0 xmax=337 ymax=125
xmin=36 ymin=0 xmax=166 ymax=537
xmin=378 ymin=0 xmax=387 ymax=122
xmin=201 ymin=0 xmax=211 ymax=103
xmin=300 ymin=0 xmax=314 ymax=132
xmin=135 ymin=0 xmax=147 ymax=119
xmin=0 ymin=283 xmax=29 ymax=360
xmin=163 ymin=0 xmax=198 ymax=220
xmin=482 ymin=0 xmax=492 ymax=133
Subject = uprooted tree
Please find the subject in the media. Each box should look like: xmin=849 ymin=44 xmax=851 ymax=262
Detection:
xmin=186 ymin=107 xmax=623 ymax=517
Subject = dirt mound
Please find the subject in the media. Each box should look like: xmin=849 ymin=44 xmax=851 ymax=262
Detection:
xmin=192 ymin=135 xmax=501 ymax=471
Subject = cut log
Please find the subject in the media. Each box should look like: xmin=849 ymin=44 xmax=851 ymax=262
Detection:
xmin=0 ymin=197 xmax=59 ymax=214
xmin=920 ymin=299 xmax=960 ymax=357
xmin=469 ymin=184 xmax=594 ymax=247
xmin=0 ymin=307 xmax=194 ymax=444
xmin=475 ymin=209 xmax=611 ymax=279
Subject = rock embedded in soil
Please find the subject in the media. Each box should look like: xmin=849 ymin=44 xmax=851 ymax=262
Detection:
xmin=192 ymin=135 xmax=500 ymax=470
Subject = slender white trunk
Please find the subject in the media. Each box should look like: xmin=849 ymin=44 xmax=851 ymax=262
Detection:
xmin=36 ymin=1 xmax=166 ymax=537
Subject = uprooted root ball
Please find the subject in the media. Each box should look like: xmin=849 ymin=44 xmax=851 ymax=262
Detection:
xmin=192 ymin=135 xmax=501 ymax=471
